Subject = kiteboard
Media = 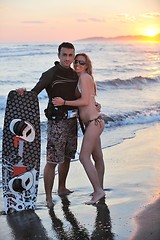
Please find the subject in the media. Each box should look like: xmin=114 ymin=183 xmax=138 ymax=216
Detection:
xmin=2 ymin=90 xmax=41 ymax=214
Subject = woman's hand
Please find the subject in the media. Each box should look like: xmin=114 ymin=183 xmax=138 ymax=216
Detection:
xmin=52 ymin=97 xmax=65 ymax=106
xmin=95 ymin=102 xmax=101 ymax=112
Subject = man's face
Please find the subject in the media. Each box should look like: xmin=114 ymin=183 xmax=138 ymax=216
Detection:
xmin=58 ymin=47 xmax=75 ymax=68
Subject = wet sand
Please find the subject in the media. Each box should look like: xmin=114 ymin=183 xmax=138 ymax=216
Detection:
xmin=0 ymin=123 xmax=160 ymax=240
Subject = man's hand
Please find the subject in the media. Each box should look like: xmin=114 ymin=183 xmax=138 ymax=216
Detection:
xmin=16 ymin=88 xmax=26 ymax=95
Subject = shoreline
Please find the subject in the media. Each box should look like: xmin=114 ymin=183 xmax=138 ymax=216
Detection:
xmin=0 ymin=123 xmax=160 ymax=239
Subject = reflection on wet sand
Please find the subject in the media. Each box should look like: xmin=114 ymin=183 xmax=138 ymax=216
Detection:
xmin=91 ymin=198 xmax=114 ymax=239
xmin=49 ymin=196 xmax=115 ymax=240
xmin=7 ymin=210 xmax=49 ymax=240
xmin=6 ymin=196 xmax=114 ymax=240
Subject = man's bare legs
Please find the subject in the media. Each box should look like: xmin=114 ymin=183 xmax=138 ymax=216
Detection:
xmin=58 ymin=157 xmax=73 ymax=195
xmin=79 ymin=121 xmax=105 ymax=204
xmin=44 ymin=162 xmax=57 ymax=208
xmin=44 ymin=157 xmax=73 ymax=208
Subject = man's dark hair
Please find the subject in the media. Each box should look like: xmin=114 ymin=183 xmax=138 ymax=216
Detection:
xmin=58 ymin=42 xmax=75 ymax=55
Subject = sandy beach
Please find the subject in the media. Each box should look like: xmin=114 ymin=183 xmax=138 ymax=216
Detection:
xmin=0 ymin=123 xmax=160 ymax=240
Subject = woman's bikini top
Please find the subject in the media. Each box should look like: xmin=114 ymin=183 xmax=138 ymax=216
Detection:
xmin=75 ymin=82 xmax=81 ymax=99
xmin=77 ymin=82 xmax=81 ymax=93
xmin=76 ymin=81 xmax=95 ymax=98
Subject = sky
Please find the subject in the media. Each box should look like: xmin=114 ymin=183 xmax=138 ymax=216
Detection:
xmin=0 ymin=0 xmax=160 ymax=43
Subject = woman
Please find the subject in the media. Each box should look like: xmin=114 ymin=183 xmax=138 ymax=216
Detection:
xmin=52 ymin=53 xmax=105 ymax=204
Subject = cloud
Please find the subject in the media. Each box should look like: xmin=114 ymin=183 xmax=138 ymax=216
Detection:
xmin=115 ymin=12 xmax=160 ymax=23
xmin=88 ymin=17 xmax=105 ymax=22
xmin=77 ymin=18 xmax=87 ymax=22
xmin=117 ymin=14 xmax=136 ymax=22
xmin=77 ymin=17 xmax=105 ymax=23
xmin=117 ymin=12 xmax=160 ymax=23
xmin=21 ymin=21 xmax=45 ymax=24
xmin=140 ymin=12 xmax=160 ymax=18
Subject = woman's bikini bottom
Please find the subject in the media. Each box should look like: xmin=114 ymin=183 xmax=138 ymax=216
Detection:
xmin=84 ymin=115 xmax=104 ymax=128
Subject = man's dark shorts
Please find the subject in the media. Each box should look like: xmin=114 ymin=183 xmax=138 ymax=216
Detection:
xmin=47 ymin=118 xmax=78 ymax=164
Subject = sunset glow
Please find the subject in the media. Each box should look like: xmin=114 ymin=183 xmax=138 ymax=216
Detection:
xmin=0 ymin=0 xmax=159 ymax=43
xmin=144 ymin=28 xmax=160 ymax=37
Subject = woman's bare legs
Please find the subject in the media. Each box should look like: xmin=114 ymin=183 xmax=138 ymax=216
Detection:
xmin=79 ymin=120 xmax=105 ymax=204
xmin=92 ymin=137 xmax=105 ymax=189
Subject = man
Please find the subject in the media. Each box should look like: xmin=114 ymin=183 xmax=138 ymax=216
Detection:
xmin=18 ymin=42 xmax=78 ymax=208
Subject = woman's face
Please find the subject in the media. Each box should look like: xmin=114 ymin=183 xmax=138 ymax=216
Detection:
xmin=73 ymin=55 xmax=87 ymax=75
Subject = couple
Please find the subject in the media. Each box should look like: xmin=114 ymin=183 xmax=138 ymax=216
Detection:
xmin=18 ymin=42 xmax=105 ymax=208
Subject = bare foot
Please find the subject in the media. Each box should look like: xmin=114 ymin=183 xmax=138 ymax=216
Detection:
xmin=85 ymin=190 xmax=105 ymax=205
xmin=46 ymin=198 xmax=54 ymax=209
xmin=58 ymin=188 xmax=74 ymax=196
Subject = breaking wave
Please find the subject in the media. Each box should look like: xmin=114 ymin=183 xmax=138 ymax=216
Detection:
xmin=97 ymin=75 xmax=160 ymax=90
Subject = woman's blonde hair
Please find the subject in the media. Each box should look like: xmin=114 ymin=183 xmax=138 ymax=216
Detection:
xmin=75 ymin=53 xmax=96 ymax=94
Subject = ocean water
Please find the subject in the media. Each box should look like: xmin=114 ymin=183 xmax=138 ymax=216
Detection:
xmin=0 ymin=41 xmax=160 ymax=183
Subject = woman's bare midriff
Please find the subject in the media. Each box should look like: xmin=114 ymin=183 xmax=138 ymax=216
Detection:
xmin=78 ymin=98 xmax=100 ymax=123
